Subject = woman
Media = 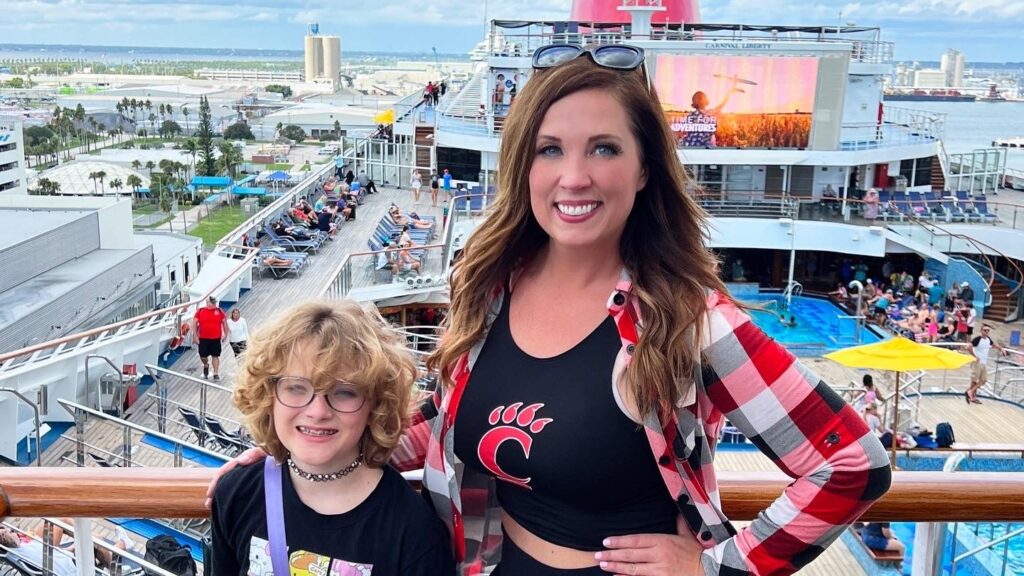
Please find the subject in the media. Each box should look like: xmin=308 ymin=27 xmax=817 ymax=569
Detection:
xmin=211 ymin=44 xmax=890 ymax=575
xmin=411 ymin=170 xmax=423 ymax=205
xmin=210 ymin=301 xmax=454 ymax=576
xmin=430 ymin=171 xmax=440 ymax=207
xmin=226 ymin=308 xmax=250 ymax=356
xmin=863 ymin=188 xmax=880 ymax=221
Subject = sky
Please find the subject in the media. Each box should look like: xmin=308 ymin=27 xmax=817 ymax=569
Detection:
xmin=0 ymin=0 xmax=1021 ymax=63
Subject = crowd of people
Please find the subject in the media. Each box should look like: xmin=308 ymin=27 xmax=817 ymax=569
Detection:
xmin=829 ymin=268 xmax=982 ymax=344
xmin=422 ymin=80 xmax=447 ymax=107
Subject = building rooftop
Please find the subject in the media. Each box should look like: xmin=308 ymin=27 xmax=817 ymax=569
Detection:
xmin=0 ymin=208 xmax=92 ymax=252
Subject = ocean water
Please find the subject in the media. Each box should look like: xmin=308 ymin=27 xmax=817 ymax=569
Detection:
xmin=895 ymin=101 xmax=1024 ymax=171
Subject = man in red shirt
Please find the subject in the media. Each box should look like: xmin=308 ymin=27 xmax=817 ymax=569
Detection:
xmin=193 ymin=296 xmax=228 ymax=380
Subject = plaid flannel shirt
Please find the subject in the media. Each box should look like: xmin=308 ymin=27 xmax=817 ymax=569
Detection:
xmin=392 ymin=276 xmax=892 ymax=575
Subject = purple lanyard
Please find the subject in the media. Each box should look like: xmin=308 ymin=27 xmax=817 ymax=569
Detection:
xmin=264 ymin=457 xmax=290 ymax=576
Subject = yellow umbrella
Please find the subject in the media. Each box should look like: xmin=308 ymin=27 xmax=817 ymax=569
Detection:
xmin=373 ymin=109 xmax=395 ymax=125
xmin=824 ymin=336 xmax=974 ymax=463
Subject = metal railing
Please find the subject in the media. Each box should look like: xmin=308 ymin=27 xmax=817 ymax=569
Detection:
xmin=488 ymin=21 xmax=894 ymax=65
xmin=950 ymin=522 xmax=1024 ymax=576
xmin=320 ymin=243 xmax=448 ymax=301
xmin=57 ymin=399 xmax=228 ymax=469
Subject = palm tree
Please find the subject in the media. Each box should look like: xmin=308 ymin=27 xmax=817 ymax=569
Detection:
xmin=182 ymin=138 xmax=198 ymax=178
xmin=110 ymin=178 xmax=123 ymax=196
xmin=145 ymin=160 xmax=155 ymax=176
xmin=181 ymin=105 xmax=190 ymax=135
xmin=96 ymin=170 xmax=107 ymax=194
xmin=217 ymin=141 xmax=242 ymax=179
xmin=131 ymin=159 xmax=142 ymax=172
xmin=88 ymin=171 xmax=100 ymax=195
xmin=126 ymin=174 xmax=143 ymax=199
xmin=148 ymin=113 xmax=157 ymax=135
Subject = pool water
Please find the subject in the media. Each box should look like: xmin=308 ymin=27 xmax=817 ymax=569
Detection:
xmin=744 ymin=294 xmax=884 ymax=355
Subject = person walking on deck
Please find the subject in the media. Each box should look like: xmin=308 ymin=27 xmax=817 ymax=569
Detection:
xmin=966 ymin=324 xmax=1009 ymax=404
xmin=194 ymin=296 xmax=228 ymax=380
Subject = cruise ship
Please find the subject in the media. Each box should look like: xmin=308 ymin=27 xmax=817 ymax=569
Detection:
xmin=1 ymin=1 xmax=1023 ymax=576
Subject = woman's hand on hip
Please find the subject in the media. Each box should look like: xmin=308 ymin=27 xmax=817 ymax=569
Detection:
xmin=204 ymin=446 xmax=267 ymax=508
xmin=595 ymin=517 xmax=703 ymax=576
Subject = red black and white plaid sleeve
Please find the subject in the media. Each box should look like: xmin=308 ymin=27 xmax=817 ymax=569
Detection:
xmin=699 ymin=294 xmax=892 ymax=575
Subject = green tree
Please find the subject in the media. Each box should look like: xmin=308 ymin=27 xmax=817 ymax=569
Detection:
xmin=264 ymin=84 xmax=293 ymax=98
xmin=280 ymin=125 xmax=306 ymax=142
xmin=181 ymin=105 xmax=190 ymax=135
xmin=217 ymin=141 xmax=243 ymax=178
xmin=23 ymin=125 xmax=55 ymax=148
xmin=158 ymin=190 xmax=173 ymax=214
xmin=109 ymin=178 xmax=123 ymax=195
xmin=223 ymin=122 xmax=255 ymax=140
xmin=126 ymin=174 xmax=143 ymax=197
xmin=145 ymin=160 xmax=156 ymax=175
xmin=159 ymin=120 xmax=182 ymax=139
xmin=182 ymin=138 xmax=198 ymax=179
xmin=196 ymin=96 xmax=216 ymax=176
xmin=88 ymin=171 xmax=101 ymax=195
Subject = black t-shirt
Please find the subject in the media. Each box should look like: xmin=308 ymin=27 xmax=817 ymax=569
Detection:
xmin=210 ymin=462 xmax=454 ymax=576
xmin=453 ymin=290 xmax=678 ymax=550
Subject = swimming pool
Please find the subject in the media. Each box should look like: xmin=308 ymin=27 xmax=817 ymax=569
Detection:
xmin=743 ymin=294 xmax=884 ymax=355
xmin=893 ymin=455 xmax=1024 ymax=576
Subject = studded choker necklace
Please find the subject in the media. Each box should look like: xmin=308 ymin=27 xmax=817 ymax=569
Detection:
xmin=287 ymin=453 xmax=363 ymax=482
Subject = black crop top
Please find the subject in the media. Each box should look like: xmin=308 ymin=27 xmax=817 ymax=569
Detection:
xmin=453 ymin=289 xmax=678 ymax=551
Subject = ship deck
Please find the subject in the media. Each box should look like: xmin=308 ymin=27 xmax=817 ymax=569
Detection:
xmin=27 ymin=184 xmax=1024 ymax=574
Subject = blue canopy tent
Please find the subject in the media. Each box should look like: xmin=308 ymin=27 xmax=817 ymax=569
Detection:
xmin=267 ymin=171 xmax=290 ymax=182
xmin=233 ymin=187 xmax=267 ymax=196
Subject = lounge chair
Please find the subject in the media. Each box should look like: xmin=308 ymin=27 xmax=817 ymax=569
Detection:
xmin=177 ymin=406 xmax=208 ymax=447
xmin=203 ymin=416 xmax=248 ymax=454
xmin=954 ymin=191 xmax=981 ymax=222
xmin=263 ymin=224 xmax=321 ymax=253
xmin=972 ymin=195 xmax=998 ymax=223
xmin=940 ymin=196 xmax=966 ymax=222
xmin=0 ymin=549 xmax=45 ymax=576
xmin=89 ymin=451 xmax=116 ymax=467
xmin=922 ymin=191 xmax=947 ymax=220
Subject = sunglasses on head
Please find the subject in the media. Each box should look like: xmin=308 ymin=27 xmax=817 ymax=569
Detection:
xmin=533 ymin=43 xmax=645 ymax=71
xmin=532 ymin=43 xmax=650 ymax=92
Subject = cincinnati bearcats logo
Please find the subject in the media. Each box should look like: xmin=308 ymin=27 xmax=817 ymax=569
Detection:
xmin=477 ymin=402 xmax=553 ymax=489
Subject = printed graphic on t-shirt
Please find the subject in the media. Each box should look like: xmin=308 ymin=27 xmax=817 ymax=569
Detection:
xmin=246 ymin=536 xmax=373 ymax=576
xmin=676 ymin=111 xmax=718 ymax=147
xmin=476 ymin=402 xmax=553 ymax=490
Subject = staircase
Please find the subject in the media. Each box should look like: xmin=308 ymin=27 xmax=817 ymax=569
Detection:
xmin=930 ymin=154 xmax=945 ymax=192
xmin=414 ymin=126 xmax=434 ymax=171
xmin=984 ymin=280 xmax=1016 ymax=322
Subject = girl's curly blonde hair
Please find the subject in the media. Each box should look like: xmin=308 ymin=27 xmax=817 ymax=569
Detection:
xmin=234 ymin=299 xmax=417 ymax=467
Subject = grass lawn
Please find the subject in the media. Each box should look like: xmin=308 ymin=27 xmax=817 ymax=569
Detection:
xmin=188 ymin=205 xmax=249 ymax=247
xmin=134 ymin=213 xmax=175 ymax=229
xmin=132 ymin=203 xmax=160 ymax=215
xmin=256 ymin=162 xmax=292 ymax=171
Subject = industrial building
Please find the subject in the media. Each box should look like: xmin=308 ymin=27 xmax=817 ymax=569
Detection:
xmin=303 ymin=23 xmax=341 ymax=91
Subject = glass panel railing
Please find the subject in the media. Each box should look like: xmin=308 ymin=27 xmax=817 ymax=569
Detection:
xmin=321 ymin=243 xmax=448 ymax=299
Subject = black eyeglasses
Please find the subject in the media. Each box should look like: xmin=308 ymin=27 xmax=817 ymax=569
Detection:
xmin=272 ymin=376 xmax=366 ymax=413
xmin=533 ymin=43 xmax=646 ymax=71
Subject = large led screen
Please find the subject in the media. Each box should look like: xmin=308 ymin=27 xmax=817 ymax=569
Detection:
xmin=654 ymin=55 xmax=820 ymax=149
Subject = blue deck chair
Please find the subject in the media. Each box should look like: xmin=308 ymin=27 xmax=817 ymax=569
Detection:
xmin=0 ymin=549 xmax=45 ymax=576
xmin=89 ymin=451 xmax=116 ymax=467
xmin=890 ymin=191 xmax=914 ymax=220
xmin=972 ymin=195 xmax=998 ymax=223
xmin=907 ymin=191 xmax=931 ymax=219
xmin=922 ymin=191 xmax=946 ymax=220
xmin=263 ymin=224 xmax=321 ymax=253
xmin=940 ymin=196 xmax=966 ymax=222
xmin=177 ymin=406 xmax=208 ymax=447
xmin=953 ymin=191 xmax=981 ymax=221
xmin=203 ymin=415 xmax=247 ymax=454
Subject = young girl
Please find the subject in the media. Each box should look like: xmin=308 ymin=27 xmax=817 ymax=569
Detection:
xmin=410 ymin=170 xmax=422 ymax=205
xmin=211 ymin=300 xmax=454 ymax=576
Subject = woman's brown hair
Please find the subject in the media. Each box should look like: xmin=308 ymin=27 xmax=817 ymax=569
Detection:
xmin=234 ymin=299 xmax=417 ymax=467
xmin=429 ymin=54 xmax=730 ymax=416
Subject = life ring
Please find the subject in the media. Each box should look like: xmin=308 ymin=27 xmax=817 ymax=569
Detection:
xmin=169 ymin=323 xmax=190 ymax=349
